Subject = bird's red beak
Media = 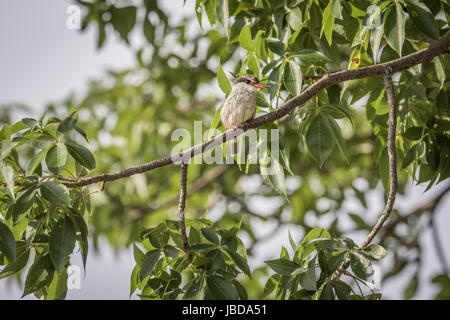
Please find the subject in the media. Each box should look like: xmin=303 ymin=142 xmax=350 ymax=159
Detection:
xmin=253 ymin=83 xmax=266 ymax=89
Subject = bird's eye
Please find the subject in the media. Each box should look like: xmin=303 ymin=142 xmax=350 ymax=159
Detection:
xmin=246 ymin=80 xmax=251 ymax=84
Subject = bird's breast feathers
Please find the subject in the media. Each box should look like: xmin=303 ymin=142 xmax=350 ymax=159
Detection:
xmin=220 ymin=84 xmax=257 ymax=129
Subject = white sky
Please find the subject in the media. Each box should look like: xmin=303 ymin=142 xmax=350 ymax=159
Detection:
xmin=0 ymin=0 xmax=449 ymax=300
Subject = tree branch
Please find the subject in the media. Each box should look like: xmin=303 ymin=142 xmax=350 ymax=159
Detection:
xmin=179 ymin=162 xmax=189 ymax=251
xmin=360 ymin=68 xmax=398 ymax=248
xmin=61 ymin=30 xmax=450 ymax=189
xmin=336 ymin=66 xmax=399 ymax=278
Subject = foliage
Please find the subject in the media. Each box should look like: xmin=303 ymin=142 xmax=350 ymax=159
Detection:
xmin=0 ymin=0 xmax=449 ymax=299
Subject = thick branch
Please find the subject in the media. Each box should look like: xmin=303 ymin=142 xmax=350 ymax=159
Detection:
xmin=62 ymin=30 xmax=450 ymax=189
xmin=179 ymin=162 xmax=189 ymax=251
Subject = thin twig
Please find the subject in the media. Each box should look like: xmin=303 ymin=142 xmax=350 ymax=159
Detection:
xmin=179 ymin=162 xmax=189 ymax=251
xmin=130 ymin=164 xmax=229 ymax=221
xmin=336 ymin=66 xmax=398 ymax=278
xmin=361 ymin=67 xmax=398 ymax=248
xmin=60 ymin=30 xmax=450 ymax=189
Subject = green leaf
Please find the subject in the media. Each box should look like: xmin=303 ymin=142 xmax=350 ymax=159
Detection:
xmin=206 ymin=275 xmax=239 ymax=300
xmin=130 ymin=265 xmax=140 ymax=297
xmin=350 ymin=252 xmax=374 ymax=281
xmin=321 ymin=2 xmax=335 ymax=46
xmin=201 ymin=227 xmax=220 ymax=244
xmin=284 ymin=60 xmax=302 ymax=96
xmin=232 ymin=279 xmax=248 ymax=300
xmin=143 ymin=12 xmax=154 ymax=43
xmin=184 ymin=277 xmax=205 ymax=299
xmin=216 ymin=0 xmax=229 ymax=38
xmin=75 ymin=126 xmax=89 ymax=143
xmin=210 ymin=105 xmax=223 ymax=131
xmin=331 ymin=280 xmax=352 ymax=300
xmin=324 ymin=115 xmax=349 ymax=164
xmin=1 ymin=140 xmax=17 ymax=161
xmin=259 ymin=146 xmax=287 ymax=199
xmin=221 ymin=226 xmax=239 ymax=244
xmin=370 ymin=22 xmax=384 ymax=63
xmin=110 ymin=5 xmax=137 ymax=43
xmin=404 ymin=273 xmax=419 ymax=299
xmin=246 ymin=53 xmax=260 ymax=76
xmin=188 ymin=243 xmax=216 ymax=251
xmin=22 ymin=118 xmax=38 ymax=128
xmin=305 ymin=116 xmax=335 ymax=167
xmin=404 ymin=0 xmax=439 ymax=40
xmin=0 ymin=162 xmax=15 ymax=199
xmin=402 ymin=144 xmax=417 ymax=169
xmin=330 ymin=0 xmax=343 ymax=19
xmin=384 ymin=3 xmax=406 ymax=56
xmin=49 ymin=217 xmax=76 ymax=272
xmin=217 ymin=62 xmax=231 ymax=95
xmin=0 ymin=221 xmax=16 ymax=262
xmin=11 ymin=187 xmax=37 ymax=225
xmin=46 ymin=143 xmax=68 ymax=175
xmin=57 ymin=113 xmax=78 ymax=133
xmin=47 ymin=267 xmax=68 ymax=300
xmin=140 ymin=250 xmax=160 ymax=281
xmin=193 ymin=256 xmax=213 ymax=270
xmin=0 ymin=242 xmax=30 ymax=279
xmin=300 ymin=228 xmax=331 ymax=245
xmin=41 ymin=181 xmax=70 ymax=207
xmin=65 ymin=141 xmax=96 ymax=170
xmin=363 ymin=244 xmax=387 ymax=261
xmin=69 ymin=211 xmax=88 ymax=272
xmin=434 ymin=56 xmax=446 ymax=87
xmin=299 ymin=258 xmax=317 ymax=291
xmin=22 ymin=254 xmax=55 ymax=297
xmin=30 ymin=135 xmax=54 ymax=149
xmin=239 ymin=25 xmax=253 ymax=51
xmin=287 ymin=7 xmax=302 ymax=30
xmin=267 ymin=38 xmax=285 ymax=56
xmin=26 ymin=144 xmax=52 ymax=176
xmin=288 ymin=230 xmax=297 ymax=252
xmin=319 ymin=283 xmax=335 ymax=300
xmin=262 ymin=274 xmax=280 ymax=298
xmin=188 ymin=227 xmax=202 ymax=245
xmin=404 ymin=127 xmax=423 ymax=140
xmin=204 ymin=0 xmax=216 ymax=26
xmin=225 ymin=248 xmax=251 ymax=277
xmin=267 ymin=64 xmax=282 ymax=101
xmin=265 ymin=258 xmax=299 ymax=276
xmin=133 ymin=243 xmax=145 ymax=265
xmin=378 ymin=148 xmax=389 ymax=191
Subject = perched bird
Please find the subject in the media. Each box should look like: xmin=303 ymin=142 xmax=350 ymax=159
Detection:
xmin=220 ymin=75 xmax=266 ymax=154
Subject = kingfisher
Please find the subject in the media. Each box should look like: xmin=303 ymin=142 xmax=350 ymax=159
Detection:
xmin=220 ymin=75 xmax=266 ymax=154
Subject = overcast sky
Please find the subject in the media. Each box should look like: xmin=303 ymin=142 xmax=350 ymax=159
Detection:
xmin=0 ymin=0 xmax=449 ymax=300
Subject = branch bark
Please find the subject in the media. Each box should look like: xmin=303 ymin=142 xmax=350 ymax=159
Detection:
xmin=130 ymin=164 xmax=229 ymax=220
xmin=336 ymin=66 xmax=398 ymax=278
xmin=360 ymin=68 xmax=398 ymax=248
xmin=61 ymin=30 xmax=450 ymax=189
xmin=178 ymin=162 xmax=189 ymax=251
